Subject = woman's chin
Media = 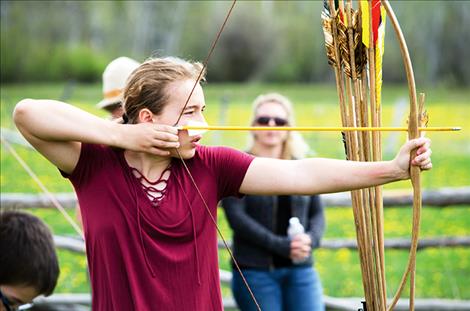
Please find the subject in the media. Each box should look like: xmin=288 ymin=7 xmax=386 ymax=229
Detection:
xmin=170 ymin=147 xmax=196 ymax=159
xmin=259 ymin=139 xmax=283 ymax=147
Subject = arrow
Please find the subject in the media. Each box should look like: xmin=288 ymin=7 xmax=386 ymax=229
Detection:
xmin=179 ymin=125 xmax=461 ymax=134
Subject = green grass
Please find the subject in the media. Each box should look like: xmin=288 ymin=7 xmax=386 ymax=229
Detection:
xmin=1 ymin=83 xmax=470 ymax=299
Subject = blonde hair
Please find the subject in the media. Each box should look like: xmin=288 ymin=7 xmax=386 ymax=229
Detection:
xmin=123 ymin=56 xmax=205 ymax=124
xmin=248 ymin=93 xmax=309 ymax=159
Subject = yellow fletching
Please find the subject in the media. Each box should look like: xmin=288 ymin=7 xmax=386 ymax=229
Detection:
xmin=360 ymin=1 xmax=370 ymax=48
xmin=375 ymin=5 xmax=387 ymax=109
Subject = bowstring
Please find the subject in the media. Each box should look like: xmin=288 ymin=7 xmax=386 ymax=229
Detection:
xmin=175 ymin=149 xmax=261 ymax=311
xmin=173 ymin=0 xmax=236 ymax=127
xmin=172 ymin=1 xmax=261 ymax=310
xmin=0 ymin=134 xmax=84 ymax=238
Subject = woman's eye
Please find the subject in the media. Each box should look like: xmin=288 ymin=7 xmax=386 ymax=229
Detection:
xmin=184 ymin=110 xmax=194 ymax=115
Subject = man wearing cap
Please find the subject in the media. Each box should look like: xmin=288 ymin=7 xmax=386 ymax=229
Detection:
xmin=76 ymin=57 xmax=140 ymax=228
xmin=97 ymin=56 xmax=140 ymax=119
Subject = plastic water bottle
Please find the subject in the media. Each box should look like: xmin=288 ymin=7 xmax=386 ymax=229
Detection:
xmin=287 ymin=217 xmax=307 ymax=264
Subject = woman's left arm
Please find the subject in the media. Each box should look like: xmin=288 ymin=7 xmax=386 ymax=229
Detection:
xmin=240 ymin=137 xmax=431 ymax=195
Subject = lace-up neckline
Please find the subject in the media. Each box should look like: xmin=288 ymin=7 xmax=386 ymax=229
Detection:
xmin=130 ymin=164 xmax=171 ymax=207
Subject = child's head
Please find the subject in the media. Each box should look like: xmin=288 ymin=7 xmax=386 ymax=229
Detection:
xmin=0 ymin=211 xmax=59 ymax=310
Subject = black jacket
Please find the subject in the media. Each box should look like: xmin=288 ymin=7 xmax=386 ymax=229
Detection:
xmin=221 ymin=194 xmax=325 ymax=269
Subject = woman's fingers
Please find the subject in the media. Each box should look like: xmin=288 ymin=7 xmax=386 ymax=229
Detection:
xmin=412 ymin=146 xmax=432 ymax=169
xmin=416 ymin=138 xmax=431 ymax=155
xmin=407 ymin=137 xmax=431 ymax=153
xmin=151 ymin=138 xmax=180 ymax=149
xmin=153 ymin=126 xmax=179 ymax=145
xmin=291 ymin=240 xmax=312 ymax=252
xmin=420 ymin=162 xmax=433 ymax=171
xmin=291 ymin=237 xmax=311 ymax=260
xmin=412 ymin=148 xmax=431 ymax=163
xmin=395 ymin=137 xmax=432 ymax=176
xmin=292 ymin=233 xmax=311 ymax=244
xmin=139 ymin=124 xmax=180 ymax=152
xmin=155 ymin=124 xmax=179 ymax=135
xmin=154 ymin=127 xmax=179 ymax=140
xmin=291 ymin=245 xmax=311 ymax=260
xmin=126 ymin=123 xmax=181 ymax=154
xmin=419 ymin=162 xmax=433 ymax=171
xmin=414 ymin=156 xmax=432 ymax=170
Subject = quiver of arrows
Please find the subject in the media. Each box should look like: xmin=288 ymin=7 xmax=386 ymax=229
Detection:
xmin=321 ymin=1 xmax=432 ymax=311
xmin=320 ymin=1 xmax=427 ymax=311
xmin=322 ymin=7 xmax=367 ymax=78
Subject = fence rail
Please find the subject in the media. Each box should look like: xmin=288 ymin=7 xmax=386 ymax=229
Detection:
xmin=32 ymin=293 xmax=470 ymax=311
xmin=53 ymin=235 xmax=470 ymax=255
xmin=219 ymin=236 xmax=470 ymax=250
xmin=3 ymin=187 xmax=470 ymax=210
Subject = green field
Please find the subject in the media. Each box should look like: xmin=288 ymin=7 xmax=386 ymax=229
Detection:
xmin=1 ymin=83 xmax=470 ymax=300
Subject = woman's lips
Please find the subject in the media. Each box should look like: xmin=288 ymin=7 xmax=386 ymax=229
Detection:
xmin=190 ymin=135 xmax=202 ymax=147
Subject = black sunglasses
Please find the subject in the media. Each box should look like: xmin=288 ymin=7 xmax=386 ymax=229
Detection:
xmin=255 ymin=116 xmax=288 ymax=126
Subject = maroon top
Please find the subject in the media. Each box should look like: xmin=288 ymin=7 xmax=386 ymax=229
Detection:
xmin=64 ymin=144 xmax=254 ymax=310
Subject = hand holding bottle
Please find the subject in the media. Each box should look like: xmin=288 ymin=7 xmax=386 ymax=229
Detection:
xmin=288 ymin=217 xmax=312 ymax=264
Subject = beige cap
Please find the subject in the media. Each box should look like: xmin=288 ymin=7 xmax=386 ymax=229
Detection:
xmin=96 ymin=57 xmax=140 ymax=109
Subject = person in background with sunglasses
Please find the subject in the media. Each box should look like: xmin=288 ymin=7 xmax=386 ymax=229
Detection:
xmin=222 ymin=93 xmax=325 ymax=311
xmin=0 ymin=211 xmax=59 ymax=311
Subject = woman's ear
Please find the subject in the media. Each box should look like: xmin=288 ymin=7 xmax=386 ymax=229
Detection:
xmin=138 ymin=108 xmax=154 ymax=123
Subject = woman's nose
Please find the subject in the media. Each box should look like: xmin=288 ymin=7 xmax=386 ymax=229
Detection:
xmin=196 ymin=114 xmax=207 ymax=124
xmin=268 ymin=118 xmax=276 ymax=126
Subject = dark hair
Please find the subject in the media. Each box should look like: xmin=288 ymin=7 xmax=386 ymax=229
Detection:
xmin=0 ymin=211 xmax=59 ymax=296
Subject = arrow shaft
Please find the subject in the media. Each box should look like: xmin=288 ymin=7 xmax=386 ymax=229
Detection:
xmin=180 ymin=125 xmax=460 ymax=132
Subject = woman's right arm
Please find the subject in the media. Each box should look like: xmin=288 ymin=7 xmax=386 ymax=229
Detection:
xmin=14 ymin=99 xmax=179 ymax=174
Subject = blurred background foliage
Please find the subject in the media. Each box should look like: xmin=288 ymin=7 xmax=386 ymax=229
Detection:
xmin=1 ymin=1 xmax=470 ymax=85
